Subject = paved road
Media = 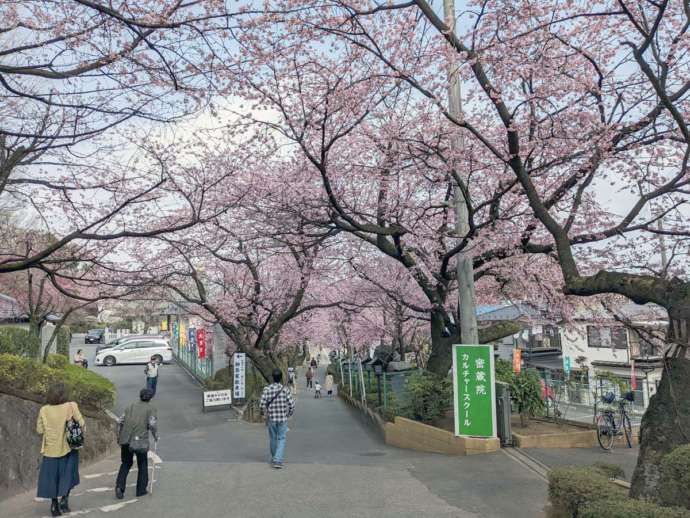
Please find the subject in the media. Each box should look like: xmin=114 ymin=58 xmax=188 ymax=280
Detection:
xmin=527 ymin=446 xmax=640 ymax=482
xmin=5 ymin=339 xmax=550 ymax=517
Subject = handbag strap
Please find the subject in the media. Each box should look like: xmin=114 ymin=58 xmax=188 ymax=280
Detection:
xmin=265 ymin=385 xmax=284 ymax=410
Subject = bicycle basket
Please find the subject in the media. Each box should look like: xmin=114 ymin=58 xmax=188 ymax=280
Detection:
xmin=622 ymin=391 xmax=635 ymax=402
xmin=601 ymin=392 xmax=616 ymax=404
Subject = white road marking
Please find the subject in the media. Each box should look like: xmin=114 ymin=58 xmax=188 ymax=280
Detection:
xmin=39 ymin=498 xmax=138 ymax=517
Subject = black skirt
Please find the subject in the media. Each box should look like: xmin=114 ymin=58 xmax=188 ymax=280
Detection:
xmin=37 ymin=450 xmax=80 ymax=498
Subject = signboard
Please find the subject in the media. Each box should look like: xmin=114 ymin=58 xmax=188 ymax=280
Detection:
xmin=452 ymin=344 xmax=496 ymax=438
xmin=161 ymin=320 xmax=168 ymax=331
xmin=202 ymin=389 xmax=232 ymax=412
xmin=512 ymin=348 xmax=522 ymax=374
xmin=172 ymin=322 xmax=179 ymax=343
xmin=563 ymin=356 xmax=571 ymax=377
xmin=197 ymin=328 xmax=206 ymax=359
xmin=233 ymin=353 xmax=246 ymax=400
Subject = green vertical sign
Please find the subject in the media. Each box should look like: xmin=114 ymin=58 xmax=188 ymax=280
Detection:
xmin=453 ymin=344 xmax=496 ymax=437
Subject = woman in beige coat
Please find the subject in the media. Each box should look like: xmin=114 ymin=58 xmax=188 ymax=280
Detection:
xmin=36 ymin=382 xmax=85 ymax=516
xmin=324 ymin=372 xmax=335 ymax=398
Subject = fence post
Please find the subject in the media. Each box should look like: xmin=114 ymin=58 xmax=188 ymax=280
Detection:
xmin=383 ymin=372 xmax=388 ymax=410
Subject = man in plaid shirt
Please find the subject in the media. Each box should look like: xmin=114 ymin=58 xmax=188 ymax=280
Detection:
xmin=260 ymin=368 xmax=295 ymax=469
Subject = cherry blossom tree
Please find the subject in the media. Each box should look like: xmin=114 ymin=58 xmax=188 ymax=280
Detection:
xmin=300 ymin=0 xmax=690 ymax=498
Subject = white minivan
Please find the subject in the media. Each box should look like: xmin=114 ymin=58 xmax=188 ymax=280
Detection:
xmin=94 ymin=339 xmax=173 ymax=367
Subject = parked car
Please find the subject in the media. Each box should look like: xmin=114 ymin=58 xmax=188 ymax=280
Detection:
xmin=95 ymin=334 xmax=164 ymax=355
xmin=94 ymin=338 xmax=173 ymax=367
xmin=85 ymin=329 xmax=105 ymax=344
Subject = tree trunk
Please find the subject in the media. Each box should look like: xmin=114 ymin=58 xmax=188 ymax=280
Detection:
xmin=630 ymin=305 xmax=690 ymax=500
xmin=426 ymin=308 xmax=522 ymax=375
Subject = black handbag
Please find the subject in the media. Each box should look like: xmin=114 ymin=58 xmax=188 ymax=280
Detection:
xmin=65 ymin=418 xmax=84 ymax=450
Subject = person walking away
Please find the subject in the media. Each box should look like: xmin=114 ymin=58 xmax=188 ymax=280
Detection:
xmin=324 ymin=372 xmax=334 ymax=398
xmin=73 ymin=349 xmax=87 ymax=368
xmin=305 ymin=366 xmax=314 ymax=389
xmin=314 ymin=380 xmax=322 ymax=398
xmin=260 ymin=369 xmax=295 ymax=469
xmin=36 ymin=382 xmax=85 ymax=516
xmin=287 ymin=367 xmax=296 ymax=394
xmin=145 ymin=356 xmax=160 ymax=396
xmin=115 ymin=388 xmax=158 ymax=499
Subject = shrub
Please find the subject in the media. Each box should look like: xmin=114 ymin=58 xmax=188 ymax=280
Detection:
xmin=0 ymin=353 xmax=115 ymax=410
xmin=400 ymin=371 xmax=451 ymax=422
xmin=548 ymin=467 xmax=627 ymax=518
xmin=512 ymin=369 xmax=545 ymax=426
xmin=495 ymin=358 xmax=514 ymax=384
xmin=205 ymin=366 xmax=231 ymax=390
xmin=0 ymin=327 xmax=41 ymax=358
xmin=56 ymin=326 xmax=71 ymax=357
xmin=660 ymin=444 xmax=690 ymax=510
xmin=580 ymin=499 xmax=690 ymax=518
xmin=592 ymin=462 xmax=626 ymax=480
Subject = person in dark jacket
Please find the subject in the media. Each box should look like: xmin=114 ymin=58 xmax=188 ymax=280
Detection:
xmin=115 ymin=388 xmax=158 ymax=499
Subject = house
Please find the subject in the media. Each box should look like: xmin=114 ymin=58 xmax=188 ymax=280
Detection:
xmin=479 ymin=301 xmax=667 ymax=411
xmin=0 ymin=293 xmax=27 ymax=327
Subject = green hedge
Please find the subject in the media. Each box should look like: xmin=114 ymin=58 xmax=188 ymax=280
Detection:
xmin=0 ymin=327 xmax=40 ymax=358
xmin=660 ymin=444 xmax=690 ymax=510
xmin=548 ymin=466 xmax=690 ymax=518
xmin=0 ymin=353 xmax=115 ymax=410
xmin=548 ymin=467 xmax=627 ymax=517
xmin=581 ymin=499 xmax=690 ymax=518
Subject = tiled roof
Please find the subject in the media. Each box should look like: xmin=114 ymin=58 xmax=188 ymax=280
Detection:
xmin=0 ymin=293 xmax=26 ymax=322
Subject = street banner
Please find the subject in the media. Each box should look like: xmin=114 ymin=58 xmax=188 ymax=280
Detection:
xmin=233 ymin=353 xmax=246 ymax=399
xmin=180 ymin=323 xmax=187 ymax=347
xmin=452 ymin=344 xmax=496 ymax=438
xmin=161 ymin=320 xmax=168 ymax=332
xmin=563 ymin=356 xmax=571 ymax=377
xmin=188 ymin=328 xmax=197 ymax=352
xmin=512 ymin=348 xmax=521 ymax=374
xmin=197 ymin=328 xmax=206 ymax=359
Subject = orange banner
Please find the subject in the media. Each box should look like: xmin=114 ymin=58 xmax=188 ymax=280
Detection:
xmin=513 ymin=348 xmax=522 ymax=374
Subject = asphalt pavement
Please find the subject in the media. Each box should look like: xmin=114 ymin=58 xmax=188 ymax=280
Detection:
xmin=4 ymin=337 xmax=551 ymax=517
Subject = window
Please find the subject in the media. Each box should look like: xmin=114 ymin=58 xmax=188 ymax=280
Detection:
xmin=587 ymin=326 xmax=627 ymax=349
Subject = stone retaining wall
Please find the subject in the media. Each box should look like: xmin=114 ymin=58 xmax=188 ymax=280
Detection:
xmin=0 ymin=391 xmax=118 ymax=501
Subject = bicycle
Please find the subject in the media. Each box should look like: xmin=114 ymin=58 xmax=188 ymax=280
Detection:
xmin=596 ymin=391 xmax=634 ymax=450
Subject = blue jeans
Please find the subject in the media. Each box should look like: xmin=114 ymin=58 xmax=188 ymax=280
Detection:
xmin=146 ymin=376 xmax=157 ymax=396
xmin=268 ymin=421 xmax=288 ymax=464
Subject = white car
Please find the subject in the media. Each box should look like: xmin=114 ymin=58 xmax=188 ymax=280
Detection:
xmin=95 ymin=339 xmax=173 ymax=367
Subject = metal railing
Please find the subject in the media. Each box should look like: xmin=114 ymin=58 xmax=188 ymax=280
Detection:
xmin=172 ymin=339 xmax=214 ymax=382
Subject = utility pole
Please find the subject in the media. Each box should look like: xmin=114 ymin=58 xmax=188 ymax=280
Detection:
xmin=444 ymin=0 xmax=479 ymax=344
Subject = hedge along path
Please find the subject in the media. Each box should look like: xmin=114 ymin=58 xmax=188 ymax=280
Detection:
xmin=0 ymin=353 xmax=116 ymax=412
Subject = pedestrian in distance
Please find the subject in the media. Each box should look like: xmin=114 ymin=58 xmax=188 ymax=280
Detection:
xmin=144 ymin=356 xmax=160 ymax=397
xmin=36 ymin=382 xmax=85 ymax=516
xmin=305 ymin=366 xmax=314 ymax=389
xmin=310 ymin=357 xmax=317 ymax=368
xmin=260 ymin=368 xmax=295 ymax=469
xmin=115 ymin=388 xmax=158 ymax=499
xmin=73 ymin=349 xmax=87 ymax=369
xmin=324 ymin=372 xmax=334 ymax=398
xmin=314 ymin=380 xmax=322 ymax=398
xmin=287 ymin=367 xmax=296 ymax=394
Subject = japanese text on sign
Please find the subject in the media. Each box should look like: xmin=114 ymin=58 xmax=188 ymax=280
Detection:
xmin=453 ymin=344 xmax=496 ymax=438
xmin=197 ymin=328 xmax=206 ymax=359
xmin=203 ymin=389 xmax=231 ymax=408
xmin=233 ymin=353 xmax=246 ymax=399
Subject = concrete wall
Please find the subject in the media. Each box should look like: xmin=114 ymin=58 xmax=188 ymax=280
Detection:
xmin=0 ymin=392 xmax=118 ymax=501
